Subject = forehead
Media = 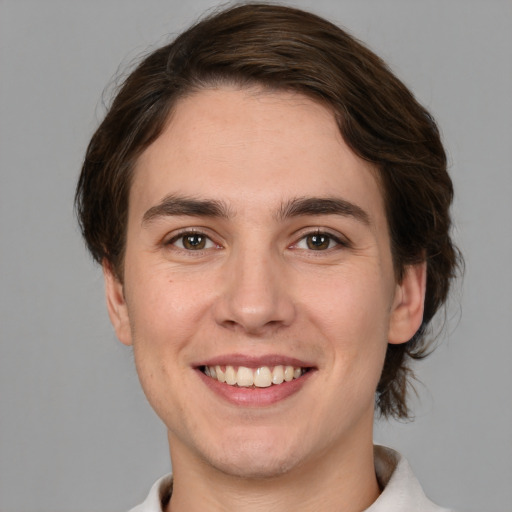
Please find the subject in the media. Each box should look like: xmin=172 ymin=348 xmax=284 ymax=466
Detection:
xmin=131 ymin=87 xmax=385 ymax=226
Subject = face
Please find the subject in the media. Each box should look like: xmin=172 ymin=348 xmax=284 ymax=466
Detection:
xmin=105 ymin=87 xmax=425 ymax=479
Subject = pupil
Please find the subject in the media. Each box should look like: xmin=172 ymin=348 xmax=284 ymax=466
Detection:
xmin=184 ymin=234 xmax=205 ymax=249
xmin=308 ymin=234 xmax=329 ymax=250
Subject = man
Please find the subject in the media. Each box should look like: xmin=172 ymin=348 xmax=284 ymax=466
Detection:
xmin=75 ymin=3 xmax=460 ymax=511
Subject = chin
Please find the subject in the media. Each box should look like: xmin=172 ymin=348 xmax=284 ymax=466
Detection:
xmin=212 ymin=451 xmax=302 ymax=480
xmin=199 ymin=431 xmax=308 ymax=480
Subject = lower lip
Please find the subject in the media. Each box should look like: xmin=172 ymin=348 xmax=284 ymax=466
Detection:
xmin=196 ymin=369 xmax=315 ymax=407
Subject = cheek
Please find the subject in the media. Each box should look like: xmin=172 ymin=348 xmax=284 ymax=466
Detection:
xmin=302 ymin=268 xmax=392 ymax=393
xmin=126 ymin=263 xmax=211 ymax=340
xmin=124 ymin=270 xmax=207 ymax=419
xmin=305 ymin=269 xmax=393 ymax=342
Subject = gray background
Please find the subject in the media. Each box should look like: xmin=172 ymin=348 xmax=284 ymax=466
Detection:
xmin=1 ymin=1 xmax=511 ymax=511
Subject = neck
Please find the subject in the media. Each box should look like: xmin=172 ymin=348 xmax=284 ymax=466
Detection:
xmin=166 ymin=427 xmax=380 ymax=512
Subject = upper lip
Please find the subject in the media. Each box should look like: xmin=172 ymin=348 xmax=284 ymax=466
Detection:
xmin=194 ymin=353 xmax=315 ymax=369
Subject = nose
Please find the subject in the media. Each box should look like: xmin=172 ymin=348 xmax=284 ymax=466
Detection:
xmin=213 ymin=246 xmax=296 ymax=336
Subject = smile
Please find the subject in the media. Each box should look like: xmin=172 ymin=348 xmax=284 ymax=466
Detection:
xmin=202 ymin=365 xmax=307 ymax=388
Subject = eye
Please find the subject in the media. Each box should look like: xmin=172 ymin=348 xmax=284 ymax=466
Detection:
xmin=294 ymin=231 xmax=345 ymax=251
xmin=168 ymin=232 xmax=216 ymax=251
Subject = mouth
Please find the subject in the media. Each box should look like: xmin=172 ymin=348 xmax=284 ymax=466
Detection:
xmin=200 ymin=364 xmax=310 ymax=388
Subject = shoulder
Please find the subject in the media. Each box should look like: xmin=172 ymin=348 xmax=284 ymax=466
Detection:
xmin=127 ymin=474 xmax=173 ymax=512
xmin=369 ymin=445 xmax=455 ymax=512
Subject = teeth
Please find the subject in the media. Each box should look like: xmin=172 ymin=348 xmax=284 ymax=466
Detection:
xmin=225 ymin=366 xmax=237 ymax=385
xmin=204 ymin=364 xmax=306 ymax=387
xmin=272 ymin=365 xmax=284 ymax=385
xmin=236 ymin=366 xmax=254 ymax=387
xmin=254 ymin=367 xmax=272 ymax=388
xmin=284 ymin=365 xmax=294 ymax=382
xmin=215 ymin=365 xmax=226 ymax=383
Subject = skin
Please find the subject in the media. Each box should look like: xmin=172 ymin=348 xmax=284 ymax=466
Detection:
xmin=104 ymin=87 xmax=426 ymax=512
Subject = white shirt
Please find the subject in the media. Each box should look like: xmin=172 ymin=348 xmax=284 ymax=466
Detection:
xmin=129 ymin=446 xmax=453 ymax=512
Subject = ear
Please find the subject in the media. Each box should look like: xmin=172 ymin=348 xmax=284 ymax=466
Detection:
xmin=103 ymin=261 xmax=133 ymax=346
xmin=388 ymin=262 xmax=427 ymax=345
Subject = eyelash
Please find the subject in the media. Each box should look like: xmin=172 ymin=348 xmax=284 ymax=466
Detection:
xmin=291 ymin=230 xmax=349 ymax=252
xmin=165 ymin=229 xmax=349 ymax=253
xmin=165 ymin=230 xmax=219 ymax=252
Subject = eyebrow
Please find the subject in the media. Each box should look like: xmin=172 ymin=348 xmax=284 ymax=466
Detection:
xmin=142 ymin=195 xmax=232 ymax=225
xmin=277 ymin=197 xmax=371 ymax=225
xmin=141 ymin=194 xmax=370 ymax=226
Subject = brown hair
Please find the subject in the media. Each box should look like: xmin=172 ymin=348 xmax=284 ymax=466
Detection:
xmin=75 ymin=2 xmax=461 ymax=419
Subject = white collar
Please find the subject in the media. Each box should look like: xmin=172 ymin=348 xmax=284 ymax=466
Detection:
xmin=367 ymin=446 xmax=452 ymax=511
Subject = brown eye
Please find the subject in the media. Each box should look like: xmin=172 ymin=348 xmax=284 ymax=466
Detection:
xmin=292 ymin=231 xmax=346 ymax=252
xmin=168 ymin=232 xmax=215 ymax=251
xmin=181 ymin=234 xmax=207 ymax=250
xmin=306 ymin=233 xmax=332 ymax=250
